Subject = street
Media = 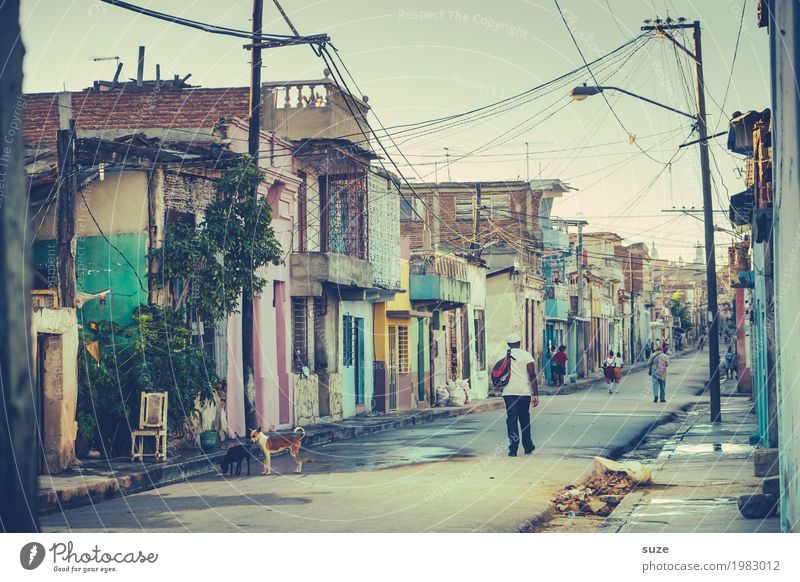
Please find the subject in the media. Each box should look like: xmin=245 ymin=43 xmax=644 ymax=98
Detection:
xmin=42 ymin=353 xmax=707 ymax=533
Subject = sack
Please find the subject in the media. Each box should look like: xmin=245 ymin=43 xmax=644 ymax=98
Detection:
xmin=491 ymin=349 xmax=515 ymax=388
xmin=593 ymin=457 xmax=652 ymax=484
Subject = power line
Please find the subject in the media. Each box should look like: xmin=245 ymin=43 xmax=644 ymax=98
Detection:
xmin=554 ymin=0 xmax=675 ymax=165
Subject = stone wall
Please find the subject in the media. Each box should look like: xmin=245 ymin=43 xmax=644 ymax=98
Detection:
xmin=293 ymin=374 xmax=320 ymax=426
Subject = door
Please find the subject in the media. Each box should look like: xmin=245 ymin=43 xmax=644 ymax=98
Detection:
xmin=274 ymin=281 xmax=290 ymax=425
xmin=417 ymin=318 xmax=426 ymax=402
xmin=387 ymin=325 xmax=398 ymax=411
xmin=35 ymin=334 xmax=47 ymax=473
xmin=354 ymin=317 xmax=365 ymax=405
xmin=460 ymin=306 xmax=471 ymax=382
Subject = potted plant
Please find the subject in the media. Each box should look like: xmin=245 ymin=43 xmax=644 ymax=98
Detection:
xmin=200 ymin=430 xmax=217 ymax=452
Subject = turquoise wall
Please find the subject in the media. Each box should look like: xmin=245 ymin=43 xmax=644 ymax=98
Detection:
xmin=33 ymin=234 xmax=148 ymax=325
xmin=752 ymin=242 xmax=770 ymax=447
xmin=341 ymin=300 xmax=374 ymax=418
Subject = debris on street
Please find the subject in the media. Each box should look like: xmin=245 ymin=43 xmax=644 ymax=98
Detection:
xmin=551 ymin=457 xmax=651 ymax=517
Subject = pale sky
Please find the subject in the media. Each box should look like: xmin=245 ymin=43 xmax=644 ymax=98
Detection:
xmin=19 ymin=0 xmax=769 ymax=263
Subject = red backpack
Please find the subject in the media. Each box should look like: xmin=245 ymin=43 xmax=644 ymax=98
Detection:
xmin=491 ymin=349 xmax=515 ymax=388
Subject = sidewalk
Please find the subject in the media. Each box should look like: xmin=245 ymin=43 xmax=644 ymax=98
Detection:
xmin=37 ymin=398 xmax=504 ymax=515
xmin=599 ymin=390 xmax=781 ymax=533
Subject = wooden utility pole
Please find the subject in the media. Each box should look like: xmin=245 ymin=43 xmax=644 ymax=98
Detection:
xmin=0 ymin=0 xmax=38 ymax=532
xmin=642 ymin=19 xmax=720 ymax=422
xmin=56 ymin=120 xmax=77 ymax=308
xmin=575 ymin=222 xmax=585 ymax=375
xmin=472 ymin=182 xmax=481 ymax=252
xmin=241 ymin=0 xmax=264 ymax=431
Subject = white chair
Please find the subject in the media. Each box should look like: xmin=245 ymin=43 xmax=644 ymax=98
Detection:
xmin=130 ymin=392 xmax=168 ymax=462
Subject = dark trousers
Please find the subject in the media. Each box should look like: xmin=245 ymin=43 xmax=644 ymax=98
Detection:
xmin=503 ymin=395 xmax=533 ymax=453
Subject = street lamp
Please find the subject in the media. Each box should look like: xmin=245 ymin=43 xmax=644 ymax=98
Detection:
xmin=569 ymin=84 xmax=696 ymax=119
xmin=569 ymin=22 xmax=723 ymax=425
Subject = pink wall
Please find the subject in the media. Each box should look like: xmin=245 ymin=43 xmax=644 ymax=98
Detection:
xmin=226 ymin=310 xmax=246 ymax=437
xmin=225 ymin=119 xmax=299 ymax=430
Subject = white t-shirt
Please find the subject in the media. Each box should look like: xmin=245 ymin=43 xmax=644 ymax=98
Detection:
xmin=497 ymin=347 xmax=535 ymax=396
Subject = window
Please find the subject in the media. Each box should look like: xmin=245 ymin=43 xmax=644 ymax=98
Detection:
xmin=474 ymin=310 xmax=486 ymax=370
xmin=398 ymin=325 xmax=410 ymax=373
xmin=455 ymin=194 xmax=473 ymax=221
xmin=342 ymin=314 xmax=353 ymax=367
xmin=291 ymin=298 xmax=308 ymax=372
xmin=483 ymin=193 xmax=510 ymax=217
xmin=400 ymin=197 xmax=422 ymax=222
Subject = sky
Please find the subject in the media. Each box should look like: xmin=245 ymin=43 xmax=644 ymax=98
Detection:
xmin=19 ymin=0 xmax=770 ymax=263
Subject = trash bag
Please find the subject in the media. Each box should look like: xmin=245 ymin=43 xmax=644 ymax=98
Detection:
xmin=449 ymin=387 xmax=466 ymax=407
xmin=435 ymin=385 xmax=450 ymax=406
xmin=593 ymin=456 xmax=652 ymax=484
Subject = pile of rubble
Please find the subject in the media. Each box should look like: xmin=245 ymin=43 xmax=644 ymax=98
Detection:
xmin=551 ymin=457 xmax=651 ymax=517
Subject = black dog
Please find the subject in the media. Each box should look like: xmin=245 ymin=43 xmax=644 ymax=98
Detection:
xmin=219 ymin=437 xmax=252 ymax=477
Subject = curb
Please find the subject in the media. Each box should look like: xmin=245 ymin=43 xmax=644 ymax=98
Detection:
xmin=38 ymin=398 xmax=506 ymax=515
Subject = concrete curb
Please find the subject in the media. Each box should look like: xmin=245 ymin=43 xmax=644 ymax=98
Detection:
xmin=38 ymin=398 xmax=506 ymax=515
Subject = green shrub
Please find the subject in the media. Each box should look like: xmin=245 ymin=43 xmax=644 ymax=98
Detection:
xmin=76 ymin=306 xmax=217 ymax=457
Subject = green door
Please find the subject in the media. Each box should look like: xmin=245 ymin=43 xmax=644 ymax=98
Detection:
xmin=417 ymin=318 xmax=426 ymax=401
xmin=354 ymin=317 xmax=365 ymax=405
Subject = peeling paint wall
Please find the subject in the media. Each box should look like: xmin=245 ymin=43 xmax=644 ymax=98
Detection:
xmin=31 ymin=307 xmax=79 ymax=473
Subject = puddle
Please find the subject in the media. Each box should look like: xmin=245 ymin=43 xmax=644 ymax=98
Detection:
xmin=314 ymin=445 xmax=469 ymax=472
xmin=635 ymin=498 xmax=737 ymax=518
xmin=673 ymin=443 xmax=752 ymax=454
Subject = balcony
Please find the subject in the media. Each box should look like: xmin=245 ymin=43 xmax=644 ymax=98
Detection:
xmin=290 ymin=252 xmax=373 ymax=297
xmin=543 ymin=226 xmax=570 ymax=251
xmin=263 ymin=76 xmax=372 ymax=147
xmin=408 ymin=251 xmax=471 ymax=307
xmin=545 ymin=283 xmax=568 ymax=321
xmin=409 ymin=275 xmax=470 ymax=307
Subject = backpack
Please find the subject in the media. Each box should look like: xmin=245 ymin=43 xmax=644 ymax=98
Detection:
xmin=491 ymin=349 xmax=515 ymax=388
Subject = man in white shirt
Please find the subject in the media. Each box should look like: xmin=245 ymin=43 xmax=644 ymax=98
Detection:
xmin=497 ymin=333 xmax=539 ymax=457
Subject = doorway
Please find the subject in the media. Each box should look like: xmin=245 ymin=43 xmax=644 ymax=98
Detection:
xmin=354 ymin=316 xmax=365 ymax=405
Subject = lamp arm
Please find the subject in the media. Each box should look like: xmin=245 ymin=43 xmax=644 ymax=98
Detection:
xmin=597 ymin=86 xmax=696 ymax=120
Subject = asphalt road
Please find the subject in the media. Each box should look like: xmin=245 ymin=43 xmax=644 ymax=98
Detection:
xmin=42 ymin=351 xmax=710 ymax=533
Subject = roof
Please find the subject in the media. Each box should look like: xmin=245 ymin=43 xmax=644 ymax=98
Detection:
xmin=24 ymin=87 xmax=250 ymax=148
xmin=582 ymin=231 xmax=624 ymax=242
xmin=401 ymin=179 xmax=575 ymax=192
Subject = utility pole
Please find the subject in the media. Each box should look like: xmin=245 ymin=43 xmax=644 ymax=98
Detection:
xmin=56 ymin=119 xmax=77 ymax=309
xmin=241 ymin=0 xmax=264 ymax=431
xmin=444 ymin=147 xmax=452 ymax=182
xmin=642 ymin=19 xmax=720 ymax=422
xmin=472 ymin=182 xmax=482 ymax=252
xmin=526 ymin=142 xmax=530 ymax=182
xmin=1 ymin=0 xmax=38 ymax=532
xmin=629 ymin=252 xmax=636 ymax=364
xmin=576 ymin=222 xmax=585 ymax=376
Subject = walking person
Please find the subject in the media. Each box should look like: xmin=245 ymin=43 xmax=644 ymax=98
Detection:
xmin=613 ymin=351 xmax=623 ymax=389
xmin=724 ymin=346 xmax=736 ymax=380
xmin=648 ymin=347 xmax=670 ymax=403
xmin=548 ymin=344 xmax=559 ymax=386
xmin=495 ymin=334 xmax=539 ymax=457
xmin=554 ymin=345 xmax=568 ymax=386
xmin=602 ymin=350 xmax=617 ymax=394
xmin=644 ymin=339 xmax=652 ymax=361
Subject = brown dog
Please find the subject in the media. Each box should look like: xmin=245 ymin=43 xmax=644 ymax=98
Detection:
xmin=249 ymin=427 xmax=305 ymax=475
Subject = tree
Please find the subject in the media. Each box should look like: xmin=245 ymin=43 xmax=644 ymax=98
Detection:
xmin=151 ymin=156 xmax=283 ymax=322
xmin=670 ymin=294 xmax=693 ymax=332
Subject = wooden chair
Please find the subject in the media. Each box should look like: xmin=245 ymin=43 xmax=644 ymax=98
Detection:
xmin=130 ymin=392 xmax=168 ymax=462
